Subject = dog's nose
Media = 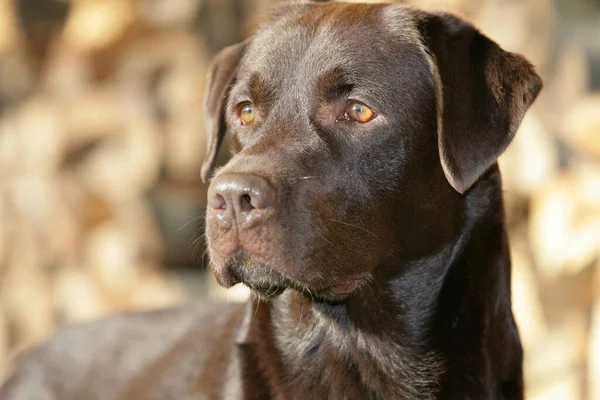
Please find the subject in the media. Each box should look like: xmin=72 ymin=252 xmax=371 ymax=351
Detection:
xmin=207 ymin=173 xmax=276 ymax=228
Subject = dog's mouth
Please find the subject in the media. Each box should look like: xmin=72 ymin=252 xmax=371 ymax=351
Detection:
xmin=215 ymin=252 xmax=363 ymax=303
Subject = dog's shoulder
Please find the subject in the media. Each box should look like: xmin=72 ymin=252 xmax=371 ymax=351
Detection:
xmin=0 ymin=300 xmax=244 ymax=399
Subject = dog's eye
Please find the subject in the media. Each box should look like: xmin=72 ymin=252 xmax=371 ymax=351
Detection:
xmin=238 ymin=103 xmax=255 ymax=126
xmin=345 ymin=102 xmax=375 ymax=123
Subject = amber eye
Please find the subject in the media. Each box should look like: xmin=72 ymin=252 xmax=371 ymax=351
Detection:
xmin=346 ymin=102 xmax=375 ymax=123
xmin=238 ymin=103 xmax=255 ymax=125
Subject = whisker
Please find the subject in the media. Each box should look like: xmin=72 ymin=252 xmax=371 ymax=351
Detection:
xmin=326 ymin=218 xmax=378 ymax=238
xmin=306 ymin=288 xmax=315 ymax=304
xmin=190 ymin=220 xmax=206 ymax=240
xmin=189 ymin=233 xmax=207 ymax=247
xmin=269 ymin=286 xmax=279 ymax=297
xmin=318 ymin=234 xmax=339 ymax=251
xmin=177 ymin=215 xmax=205 ymax=232
xmin=299 ymin=288 xmax=306 ymax=325
xmin=290 ymin=210 xmax=377 ymax=238
xmin=252 ymin=292 xmax=261 ymax=322
xmin=189 ymin=233 xmax=208 ymax=263
xmin=188 ymin=221 xmax=206 ymax=262
xmin=191 ymin=243 xmax=201 ymax=263
xmin=199 ymin=246 xmax=211 ymax=266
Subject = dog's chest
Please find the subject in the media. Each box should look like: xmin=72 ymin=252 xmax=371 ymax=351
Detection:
xmin=269 ymin=313 xmax=445 ymax=400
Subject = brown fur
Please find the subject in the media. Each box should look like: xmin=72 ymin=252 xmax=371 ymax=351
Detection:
xmin=1 ymin=2 xmax=541 ymax=399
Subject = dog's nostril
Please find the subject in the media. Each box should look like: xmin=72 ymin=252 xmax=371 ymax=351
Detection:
xmin=239 ymin=193 xmax=256 ymax=213
xmin=241 ymin=194 xmax=253 ymax=209
xmin=215 ymin=194 xmax=227 ymax=210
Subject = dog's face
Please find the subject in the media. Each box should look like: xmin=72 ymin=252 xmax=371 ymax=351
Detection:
xmin=202 ymin=2 xmax=541 ymax=302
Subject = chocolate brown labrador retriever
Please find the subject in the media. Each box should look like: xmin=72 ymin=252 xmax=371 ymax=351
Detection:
xmin=0 ymin=1 xmax=542 ymax=399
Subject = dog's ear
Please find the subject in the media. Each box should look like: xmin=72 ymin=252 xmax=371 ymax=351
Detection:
xmin=417 ymin=13 xmax=542 ymax=193
xmin=201 ymin=40 xmax=251 ymax=182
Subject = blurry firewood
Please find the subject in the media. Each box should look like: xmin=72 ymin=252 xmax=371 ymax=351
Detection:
xmin=75 ymin=121 xmax=162 ymax=204
xmin=137 ymin=0 xmax=204 ymax=28
xmin=1 ymin=224 xmax=55 ymax=353
xmin=53 ymin=264 xmax=111 ymax=323
xmin=407 ymin=0 xmax=478 ymax=16
xmin=539 ymin=267 xmax=596 ymax=325
xmin=149 ymin=181 xmax=208 ymax=267
xmin=43 ymin=185 xmax=80 ymax=266
xmin=0 ymin=0 xmax=19 ymax=55
xmin=8 ymin=175 xmax=60 ymax=245
xmin=244 ymin=0 xmax=276 ymax=35
xmin=0 ymin=115 xmax=16 ymax=173
xmin=499 ymin=113 xmax=558 ymax=197
xmin=60 ymin=174 xmax=114 ymax=231
xmin=590 ymin=262 xmax=600 ymax=400
xmin=475 ymin=0 xmax=553 ymax=68
xmin=130 ymin=271 xmax=185 ymax=310
xmin=477 ymin=1 xmax=530 ymax=50
xmin=0 ymin=196 xmax=6 ymax=275
xmin=76 ymin=190 xmax=114 ymax=229
xmin=548 ymin=44 xmax=591 ymax=126
xmin=119 ymin=199 xmax=165 ymax=264
xmin=83 ymin=222 xmax=142 ymax=297
xmin=116 ymin=34 xmax=204 ymax=83
xmin=82 ymin=220 xmax=182 ymax=312
xmin=156 ymin=42 xmax=209 ymax=180
xmin=83 ymin=200 xmax=166 ymax=301
xmin=16 ymin=0 xmax=70 ymax=69
xmin=0 ymin=51 xmax=36 ymax=104
xmin=41 ymin=43 xmax=93 ymax=99
xmin=196 ymin=0 xmax=250 ymax=54
xmin=62 ymin=85 xmax=124 ymax=150
xmin=510 ymin=227 xmax=547 ymax=351
xmin=561 ymin=95 xmax=600 ymax=159
xmin=117 ymin=33 xmax=209 ymax=180
xmin=524 ymin=312 xmax=587 ymax=400
xmin=62 ymin=0 xmax=136 ymax=53
xmin=529 ymin=163 xmax=600 ymax=279
xmin=0 ymin=311 xmax=9 ymax=385
xmin=0 ymin=96 xmax=65 ymax=174
xmin=164 ymin=113 xmax=207 ymax=180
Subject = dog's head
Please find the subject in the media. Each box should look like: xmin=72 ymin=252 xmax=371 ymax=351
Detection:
xmin=202 ymin=2 xmax=541 ymax=302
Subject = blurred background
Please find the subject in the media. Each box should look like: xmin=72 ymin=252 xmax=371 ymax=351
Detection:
xmin=0 ymin=0 xmax=598 ymax=398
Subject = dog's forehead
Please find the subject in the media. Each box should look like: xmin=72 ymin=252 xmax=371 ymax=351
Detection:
xmin=238 ymin=3 xmax=424 ymax=83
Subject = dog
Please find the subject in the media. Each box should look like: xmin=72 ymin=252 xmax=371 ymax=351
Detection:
xmin=0 ymin=1 xmax=542 ymax=399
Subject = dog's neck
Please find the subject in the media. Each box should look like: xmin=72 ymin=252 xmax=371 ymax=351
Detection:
xmin=234 ymin=168 xmax=520 ymax=399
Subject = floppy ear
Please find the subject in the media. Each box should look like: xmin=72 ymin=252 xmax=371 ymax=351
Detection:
xmin=201 ymin=40 xmax=251 ymax=182
xmin=417 ymin=13 xmax=542 ymax=193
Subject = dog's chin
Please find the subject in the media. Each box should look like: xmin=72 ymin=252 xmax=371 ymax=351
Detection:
xmin=214 ymin=252 xmax=355 ymax=304
xmin=216 ymin=252 xmax=292 ymax=301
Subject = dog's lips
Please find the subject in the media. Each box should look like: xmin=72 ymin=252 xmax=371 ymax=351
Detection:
xmin=212 ymin=250 xmax=367 ymax=303
xmin=212 ymin=267 xmax=241 ymax=288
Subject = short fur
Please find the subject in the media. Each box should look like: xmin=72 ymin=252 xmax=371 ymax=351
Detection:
xmin=1 ymin=2 xmax=541 ymax=399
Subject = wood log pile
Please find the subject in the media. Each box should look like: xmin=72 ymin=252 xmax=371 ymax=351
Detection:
xmin=0 ymin=0 xmax=599 ymax=399
xmin=0 ymin=0 xmax=214 ymax=379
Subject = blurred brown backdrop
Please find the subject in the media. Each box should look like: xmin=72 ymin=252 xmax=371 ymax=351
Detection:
xmin=0 ymin=0 xmax=599 ymax=398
